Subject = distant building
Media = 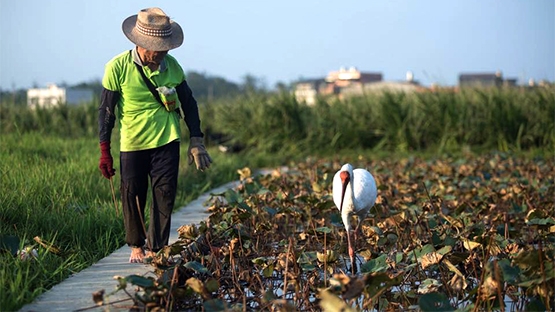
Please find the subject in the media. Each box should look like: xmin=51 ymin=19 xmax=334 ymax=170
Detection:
xmin=294 ymin=67 xmax=383 ymax=105
xmin=27 ymin=84 xmax=94 ymax=109
xmin=504 ymin=78 xmax=518 ymax=87
xmin=459 ymin=71 xmax=517 ymax=88
xmin=342 ymin=71 xmax=424 ymax=95
xmin=324 ymin=67 xmax=383 ymax=86
xmin=293 ymin=79 xmax=327 ymax=106
xmin=343 ymin=81 xmax=424 ymax=95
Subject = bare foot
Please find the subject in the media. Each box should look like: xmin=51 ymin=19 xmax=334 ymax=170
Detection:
xmin=129 ymin=247 xmax=145 ymax=263
xmin=146 ymin=250 xmax=156 ymax=258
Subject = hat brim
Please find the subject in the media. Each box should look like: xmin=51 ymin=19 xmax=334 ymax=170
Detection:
xmin=122 ymin=15 xmax=184 ymax=51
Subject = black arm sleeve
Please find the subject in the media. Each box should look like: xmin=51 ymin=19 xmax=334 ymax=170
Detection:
xmin=98 ymin=88 xmax=119 ymax=143
xmin=176 ymin=80 xmax=204 ymax=138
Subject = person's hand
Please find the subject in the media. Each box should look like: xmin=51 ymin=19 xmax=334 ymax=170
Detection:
xmin=188 ymin=137 xmax=212 ymax=171
xmin=99 ymin=141 xmax=116 ymax=179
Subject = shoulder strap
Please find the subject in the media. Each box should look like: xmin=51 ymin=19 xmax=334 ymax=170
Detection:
xmin=134 ymin=61 xmax=164 ymax=105
xmin=130 ymin=50 xmax=184 ymax=119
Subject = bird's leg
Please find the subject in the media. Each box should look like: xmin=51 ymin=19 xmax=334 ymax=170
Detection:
xmin=353 ymin=222 xmax=359 ymax=243
xmin=347 ymin=231 xmax=357 ymax=274
xmin=353 ymin=217 xmax=363 ymax=246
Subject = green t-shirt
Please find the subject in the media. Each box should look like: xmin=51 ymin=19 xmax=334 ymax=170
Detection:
xmin=102 ymin=49 xmax=184 ymax=152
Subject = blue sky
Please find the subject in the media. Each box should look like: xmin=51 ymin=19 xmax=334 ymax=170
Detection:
xmin=0 ymin=0 xmax=553 ymax=90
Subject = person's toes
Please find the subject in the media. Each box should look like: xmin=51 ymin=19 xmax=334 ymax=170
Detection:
xmin=129 ymin=256 xmax=142 ymax=263
xmin=129 ymin=247 xmax=145 ymax=263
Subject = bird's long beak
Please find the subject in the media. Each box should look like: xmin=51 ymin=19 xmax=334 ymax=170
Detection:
xmin=339 ymin=174 xmax=349 ymax=213
xmin=339 ymin=183 xmax=346 ymax=213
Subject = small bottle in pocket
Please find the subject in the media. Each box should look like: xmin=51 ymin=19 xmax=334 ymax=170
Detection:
xmin=156 ymin=86 xmax=179 ymax=112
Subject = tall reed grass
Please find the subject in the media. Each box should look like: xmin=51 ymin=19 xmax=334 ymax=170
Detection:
xmin=2 ymin=87 xmax=552 ymax=154
xmin=202 ymin=87 xmax=554 ymax=155
xmin=1 ymin=103 xmax=99 ymax=138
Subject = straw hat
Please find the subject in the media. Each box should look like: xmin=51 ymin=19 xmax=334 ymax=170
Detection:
xmin=122 ymin=7 xmax=183 ymax=51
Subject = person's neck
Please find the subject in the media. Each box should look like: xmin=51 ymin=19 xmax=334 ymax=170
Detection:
xmin=136 ymin=47 xmax=159 ymax=71
xmin=146 ymin=63 xmax=159 ymax=71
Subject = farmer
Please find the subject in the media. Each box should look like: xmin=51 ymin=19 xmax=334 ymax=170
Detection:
xmin=98 ymin=7 xmax=212 ymax=263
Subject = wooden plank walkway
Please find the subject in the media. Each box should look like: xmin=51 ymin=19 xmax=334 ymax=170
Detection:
xmin=19 ymin=180 xmax=241 ymax=312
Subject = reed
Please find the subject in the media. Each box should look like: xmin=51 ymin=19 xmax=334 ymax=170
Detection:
xmin=202 ymin=87 xmax=555 ymax=155
xmin=2 ymin=87 xmax=553 ymax=154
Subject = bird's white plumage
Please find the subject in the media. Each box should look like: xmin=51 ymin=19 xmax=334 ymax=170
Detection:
xmin=332 ymin=163 xmax=377 ymax=231
xmin=332 ymin=163 xmax=378 ymax=273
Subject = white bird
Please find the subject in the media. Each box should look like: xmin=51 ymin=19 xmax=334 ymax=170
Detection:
xmin=332 ymin=163 xmax=378 ymax=274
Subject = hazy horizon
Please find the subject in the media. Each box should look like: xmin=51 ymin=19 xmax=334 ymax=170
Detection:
xmin=1 ymin=0 xmax=553 ymax=90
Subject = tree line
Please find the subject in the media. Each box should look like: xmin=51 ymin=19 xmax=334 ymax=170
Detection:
xmin=0 ymin=71 xmax=290 ymax=106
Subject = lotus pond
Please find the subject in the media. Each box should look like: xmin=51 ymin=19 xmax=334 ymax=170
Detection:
xmin=99 ymin=153 xmax=554 ymax=311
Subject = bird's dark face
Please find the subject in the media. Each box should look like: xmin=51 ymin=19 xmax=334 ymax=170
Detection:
xmin=339 ymin=171 xmax=350 ymax=212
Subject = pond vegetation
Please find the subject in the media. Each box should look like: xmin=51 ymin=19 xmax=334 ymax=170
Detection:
xmin=102 ymin=154 xmax=554 ymax=311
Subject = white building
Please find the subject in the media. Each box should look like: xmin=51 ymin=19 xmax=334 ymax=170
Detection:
xmin=27 ymin=84 xmax=94 ymax=109
xmin=294 ymin=67 xmax=383 ymax=105
xmin=294 ymin=79 xmax=326 ymax=106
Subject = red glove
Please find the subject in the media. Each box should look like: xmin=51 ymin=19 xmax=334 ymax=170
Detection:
xmin=99 ymin=142 xmax=115 ymax=179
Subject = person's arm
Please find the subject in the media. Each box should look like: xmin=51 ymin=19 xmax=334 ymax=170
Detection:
xmin=175 ymin=80 xmax=211 ymax=171
xmin=98 ymin=88 xmax=119 ymax=179
xmin=98 ymin=88 xmax=119 ymax=143
xmin=175 ymin=80 xmax=203 ymax=138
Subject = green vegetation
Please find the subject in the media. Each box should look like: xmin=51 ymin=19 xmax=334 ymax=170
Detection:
xmin=0 ymin=86 xmax=553 ymax=310
xmin=0 ymin=133 xmax=245 ymax=311
xmin=203 ymin=87 xmax=554 ymax=156
xmin=110 ymin=155 xmax=554 ymax=311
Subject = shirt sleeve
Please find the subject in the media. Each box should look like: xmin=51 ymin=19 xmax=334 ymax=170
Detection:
xmin=99 ymin=56 xmax=123 ymax=143
xmin=102 ymin=58 xmax=121 ymax=92
xmin=176 ymin=80 xmax=204 ymax=138
xmin=98 ymin=88 xmax=119 ymax=143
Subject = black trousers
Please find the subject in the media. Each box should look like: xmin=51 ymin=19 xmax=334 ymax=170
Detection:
xmin=120 ymin=141 xmax=180 ymax=252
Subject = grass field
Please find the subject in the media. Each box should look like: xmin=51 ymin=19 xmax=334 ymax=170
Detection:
xmin=0 ymin=87 xmax=553 ymax=310
xmin=0 ymin=132 xmax=248 ymax=311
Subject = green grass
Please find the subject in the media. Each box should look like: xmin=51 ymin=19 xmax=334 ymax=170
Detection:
xmin=0 ymin=132 xmax=247 ymax=311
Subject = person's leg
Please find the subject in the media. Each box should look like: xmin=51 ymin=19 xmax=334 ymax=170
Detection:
xmin=120 ymin=150 xmax=150 ymax=262
xmin=148 ymin=141 xmax=180 ymax=252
